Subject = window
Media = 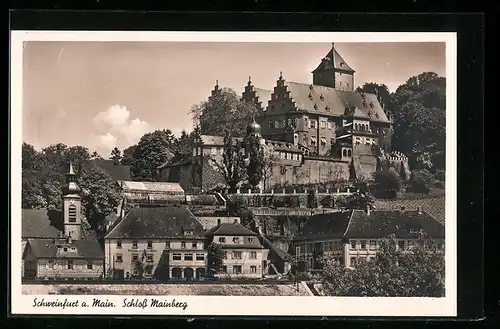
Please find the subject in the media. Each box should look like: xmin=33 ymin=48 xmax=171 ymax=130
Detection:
xmin=310 ymin=120 xmax=317 ymax=129
xmin=223 ymin=251 xmax=228 ymax=259
xmin=350 ymin=240 xmax=357 ymax=249
xmin=327 ymin=121 xmax=332 ymax=129
xmin=274 ymin=121 xmax=280 ymax=129
xmin=166 ymin=241 xmax=170 ymax=249
xmin=146 ymin=254 xmax=153 ymax=262
xmin=116 ymin=240 xmax=122 ymax=248
xmin=211 ymin=147 xmax=217 ymax=155
xmin=281 ymin=103 xmax=285 ymax=110
xmin=369 ymin=240 xmax=377 ymax=249
xmin=320 ymin=121 xmax=326 ymax=129
xmin=320 ymin=137 xmax=327 ymax=146
xmin=359 ymin=257 xmax=367 ymax=263
xmin=145 ymin=266 xmax=152 ymax=275
xmin=268 ymin=121 xmax=274 ymax=130
xmin=232 ymin=251 xmax=242 ymax=259
xmin=196 ymin=254 xmax=205 ymax=261
xmin=369 ymin=256 xmax=376 ymax=262
xmin=68 ymin=205 xmax=77 ymax=223
xmin=115 ymin=254 xmax=123 ymax=262
xmin=63 ymin=247 xmax=68 ymax=252
xmin=87 ymin=261 xmax=93 ymax=270
xmin=132 ymin=254 xmax=139 ymax=262
xmin=310 ymin=136 xmax=317 ymax=146
xmin=172 ymin=253 xmax=182 ymax=260
xmin=67 ymin=260 xmax=74 ymax=270
xmin=181 ymin=242 xmax=186 ymax=249
xmin=233 ymin=265 xmax=242 ymax=274
xmin=304 ymin=117 xmax=309 ymax=127
xmin=233 ymin=237 xmax=240 ymax=243
xmin=147 ymin=241 xmax=153 ymax=249
xmin=222 ymin=266 xmax=227 ymax=273
xmin=248 ymin=238 xmax=254 ymax=243
xmin=184 ymin=254 xmax=193 ymax=261
xmin=360 ymin=240 xmax=367 ymax=249
xmin=398 ymin=240 xmax=406 ymax=250
xmin=250 ymin=266 xmax=257 ymax=273
xmin=132 ymin=241 xmax=138 ymax=249
xmin=350 ymin=257 xmax=357 ymax=266
xmin=219 ymin=237 xmax=226 ymax=243
xmin=250 ymin=252 xmax=257 ymax=259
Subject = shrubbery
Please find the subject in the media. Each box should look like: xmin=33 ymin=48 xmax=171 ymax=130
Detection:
xmin=408 ymin=169 xmax=435 ymax=194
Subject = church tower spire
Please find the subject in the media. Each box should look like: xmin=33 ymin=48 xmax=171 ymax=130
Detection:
xmin=312 ymin=43 xmax=356 ymax=91
xmin=62 ymin=162 xmax=82 ymax=240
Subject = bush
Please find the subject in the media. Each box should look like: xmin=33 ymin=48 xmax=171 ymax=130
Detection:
xmin=307 ymin=189 xmax=318 ymax=208
xmin=191 ymin=194 xmax=218 ymax=205
xmin=320 ymin=195 xmax=334 ymax=208
xmin=408 ymin=169 xmax=435 ymax=194
xmin=434 ymin=169 xmax=445 ymax=182
xmin=372 ymin=169 xmax=401 ymax=199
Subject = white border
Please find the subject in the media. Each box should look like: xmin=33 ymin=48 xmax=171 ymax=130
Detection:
xmin=10 ymin=31 xmax=457 ymax=317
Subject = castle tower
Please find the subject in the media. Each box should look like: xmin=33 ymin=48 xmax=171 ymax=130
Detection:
xmin=62 ymin=162 xmax=82 ymax=240
xmin=312 ymin=43 xmax=355 ymax=91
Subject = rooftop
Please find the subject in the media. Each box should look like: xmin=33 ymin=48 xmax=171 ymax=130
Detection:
xmin=118 ymin=181 xmax=185 ymax=194
xmin=85 ymin=159 xmax=131 ymax=182
xmin=25 ymin=238 xmax=104 ymax=259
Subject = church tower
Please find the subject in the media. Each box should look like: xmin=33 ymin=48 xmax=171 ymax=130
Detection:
xmin=62 ymin=162 xmax=82 ymax=240
xmin=312 ymin=43 xmax=355 ymax=92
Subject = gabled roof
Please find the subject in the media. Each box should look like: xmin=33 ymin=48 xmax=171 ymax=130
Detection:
xmin=205 ymin=222 xmax=258 ymax=237
xmin=282 ymin=81 xmax=390 ymax=123
xmin=254 ymin=88 xmax=272 ymax=107
xmin=26 ymin=238 xmax=104 ymax=259
xmin=261 ymin=235 xmax=293 ymax=261
xmin=105 ymin=206 xmax=204 ymax=239
xmin=312 ymin=44 xmax=355 ymax=73
xmin=22 ymin=209 xmax=98 ymax=241
xmin=157 ymin=154 xmax=192 ymax=169
xmin=118 ymin=181 xmax=185 ymax=194
xmin=86 ymin=159 xmax=131 ymax=182
xmin=294 ymin=209 xmax=445 ymax=241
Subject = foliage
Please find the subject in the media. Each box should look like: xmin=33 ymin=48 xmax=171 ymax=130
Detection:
xmin=78 ymin=164 xmax=121 ymax=232
xmin=91 ymin=151 xmax=103 ymax=160
xmin=172 ymin=127 xmax=200 ymax=157
xmin=345 ymin=191 xmax=375 ymax=210
xmin=307 ymin=189 xmax=318 ymax=208
xmin=130 ymin=130 xmax=175 ymax=181
xmin=372 ymin=168 xmax=401 ymax=198
xmin=207 ymin=242 xmax=225 ymax=273
xmin=132 ymin=260 xmax=145 ymax=279
xmin=320 ymin=195 xmax=334 ymax=208
xmin=320 ymin=235 xmax=445 ymax=297
xmin=391 ymin=72 xmax=446 ymax=171
xmin=244 ymin=135 xmax=265 ymax=188
xmin=434 ymin=169 xmax=446 ymax=182
xmin=261 ymin=151 xmax=280 ymax=190
xmin=110 ymin=147 xmax=122 ymax=165
xmin=189 ymin=87 xmax=258 ymax=137
xmin=356 ymin=83 xmax=392 ymax=109
xmin=408 ymin=169 xmax=435 ymax=194
xmin=209 ymin=130 xmax=247 ymax=192
xmin=121 ymin=144 xmax=136 ymax=165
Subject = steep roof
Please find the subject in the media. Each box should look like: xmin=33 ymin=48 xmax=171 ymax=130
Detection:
xmin=105 ymin=206 xmax=204 ymax=239
xmin=26 ymin=238 xmax=104 ymax=259
xmin=294 ymin=209 xmax=445 ymax=241
xmin=283 ymin=81 xmax=390 ymax=123
xmin=261 ymin=235 xmax=293 ymax=261
xmin=118 ymin=181 xmax=185 ymax=194
xmin=86 ymin=159 xmax=131 ymax=182
xmin=22 ymin=209 xmax=98 ymax=241
xmin=312 ymin=44 xmax=355 ymax=73
xmin=157 ymin=154 xmax=192 ymax=169
xmin=206 ymin=222 xmax=258 ymax=237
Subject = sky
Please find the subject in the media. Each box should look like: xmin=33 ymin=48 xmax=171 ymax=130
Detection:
xmin=22 ymin=41 xmax=446 ymax=155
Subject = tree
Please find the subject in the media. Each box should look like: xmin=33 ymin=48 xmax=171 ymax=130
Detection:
xmin=356 ymin=82 xmax=392 ymax=109
xmin=244 ymin=134 xmax=265 ymax=189
xmin=391 ymin=72 xmax=446 ymax=171
xmin=189 ymin=87 xmax=258 ymax=137
xmin=372 ymin=168 xmax=401 ymax=198
xmin=262 ymin=151 xmax=280 ymax=191
xmin=408 ymin=169 xmax=435 ymax=194
xmin=307 ymin=189 xmax=318 ymax=208
xmin=130 ymin=130 xmax=175 ymax=181
xmin=110 ymin=147 xmax=122 ymax=165
xmin=320 ymin=235 xmax=445 ymax=297
xmin=90 ymin=151 xmax=103 ymax=160
xmin=209 ymin=130 xmax=247 ymax=193
xmin=121 ymin=144 xmax=137 ymax=165
xmin=78 ymin=164 xmax=121 ymax=233
xmin=345 ymin=191 xmax=375 ymax=210
xmin=207 ymin=242 xmax=225 ymax=274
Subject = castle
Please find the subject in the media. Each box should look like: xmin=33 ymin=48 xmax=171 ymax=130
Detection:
xmin=158 ymin=43 xmax=409 ymax=192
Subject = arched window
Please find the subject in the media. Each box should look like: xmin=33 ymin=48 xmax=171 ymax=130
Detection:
xmin=355 ymin=123 xmax=358 ymax=131
xmin=348 ymin=149 xmax=352 ymax=157
xmin=342 ymin=149 xmax=347 ymax=157
xmin=68 ymin=205 xmax=77 ymax=222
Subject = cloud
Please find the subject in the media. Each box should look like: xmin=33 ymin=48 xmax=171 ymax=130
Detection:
xmin=92 ymin=104 xmax=153 ymax=150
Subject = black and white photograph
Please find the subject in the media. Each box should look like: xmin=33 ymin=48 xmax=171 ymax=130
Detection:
xmin=10 ymin=31 xmax=457 ymax=317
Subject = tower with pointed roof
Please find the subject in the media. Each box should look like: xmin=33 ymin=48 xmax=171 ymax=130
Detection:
xmin=62 ymin=162 xmax=82 ymax=240
xmin=312 ymin=43 xmax=355 ymax=92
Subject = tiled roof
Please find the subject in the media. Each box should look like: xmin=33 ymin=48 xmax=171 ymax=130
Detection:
xmin=294 ymin=209 xmax=445 ymax=241
xmin=26 ymin=238 xmax=104 ymax=259
xmin=254 ymin=88 xmax=272 ymax=106
xmin=105 ymin=206 xmax=204 ymax=239
xmin=86 ymin=160 xmax=131 ymax=182
xmin=283 ymin=81 xmax=390 ymax=123
xmin=118 ymin=181 xmax=185 ymax=194
xmin=312 ymin=45 xmax=355 ymax=73
xmin=22 ymin=209 xmax=98 ymax=241
xmin=261 ymin=235 xmax=293 ymax=260
xmin=157 ymin=154 xmax=192 ymax=169
xmin=206 ymin=222 xmax=258 ymax=237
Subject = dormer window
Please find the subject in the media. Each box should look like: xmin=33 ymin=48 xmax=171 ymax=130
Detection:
xmin=368 ymin=111 xmax=373 ymax=117
xmin=233 ymin=237 xmax=240 ymax=243
xmin=63 ymin=247 xmax=68 ymax=252
xmin=375 ymin=113 xmax=380 ymax=118
xmin=340 ymin=62 xmax=345 ymax=67
xmin=219 ymin=237 xmax=226 ymax=243
xmin=313 ymin=103 xmax=318 ymax=110
xmin=325 ymin=105 xmax=330 ymax=112
xmin=320 ymin=94 xmax=324 ymax=101
xmin=369 ymin=101 xmax=374 ymax=108
xmin=309 ymin=84 xmax=314 ymax=90
xmin=308 ymin=92 xmax=313 ymax=99
xmin=362 ymin=101 xmax=367 ymax=107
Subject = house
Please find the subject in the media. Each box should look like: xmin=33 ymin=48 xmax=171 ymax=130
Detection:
xmin=104 ymin=206 xmax=208 ymax=281
xmin=292 ymin=206 xmax=445 ymax=271
xmin=205 ymin=220 xmax=269 ymax=278
xmin=23 ymin=237 xmax=104 ymax=280
xmin=21 ymin=163 xmax=104 ymax=279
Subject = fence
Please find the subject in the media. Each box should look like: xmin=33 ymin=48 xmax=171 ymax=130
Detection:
xmin=249 ymin=207 xmax=339 ymax=216
xmin=230 ymin=188 xmax=356 ymax=197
